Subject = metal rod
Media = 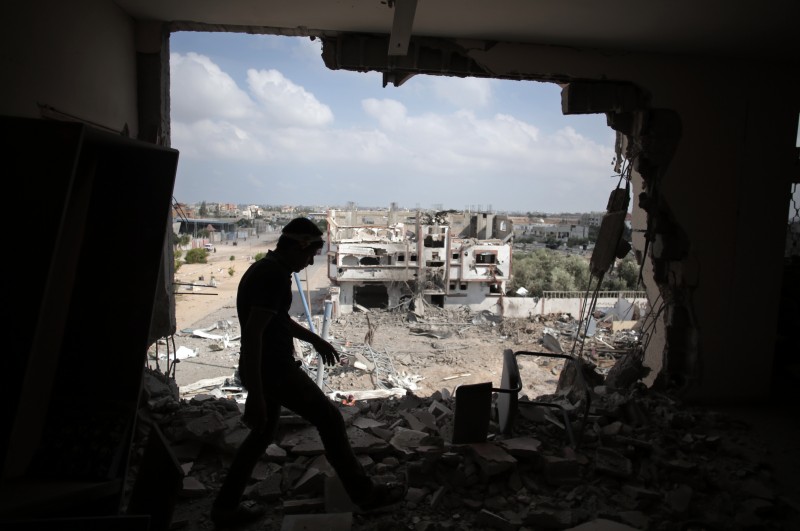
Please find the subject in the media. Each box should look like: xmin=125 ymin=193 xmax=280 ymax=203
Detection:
xmin=293 ymin=272 xmax=325 ymax=389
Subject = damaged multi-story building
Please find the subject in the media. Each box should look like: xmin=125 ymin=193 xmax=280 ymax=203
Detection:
xmin=327 ymin=208 xmax=513 ymax=313
xmin=3 ymin=0 xmax=799 ymax=527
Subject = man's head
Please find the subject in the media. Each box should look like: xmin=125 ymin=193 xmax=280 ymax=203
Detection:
xmin=276 ymin=217 xmax=324 ymax=272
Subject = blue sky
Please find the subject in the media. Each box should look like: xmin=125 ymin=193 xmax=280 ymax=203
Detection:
xmin=169 ymin=32 xmax=620 ymax=213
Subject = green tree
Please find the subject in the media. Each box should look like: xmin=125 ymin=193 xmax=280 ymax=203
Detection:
xmin=184 ymin=248 xmax=208 ymax=264
xmin=199 ymin=201 xmax=208 ymax=217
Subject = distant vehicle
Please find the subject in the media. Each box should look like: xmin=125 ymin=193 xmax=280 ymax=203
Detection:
xmin=204 ymin=243 xmax=215 ymax=252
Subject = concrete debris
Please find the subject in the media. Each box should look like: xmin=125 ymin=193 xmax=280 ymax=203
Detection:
xmin=129 ymin=365 xmax=797 ymax=531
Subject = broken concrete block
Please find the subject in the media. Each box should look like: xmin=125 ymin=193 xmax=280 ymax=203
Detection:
xmin=282 ymin=497 xmax=326 ymax=515
xmin=280 ymin=513 xmax=353 ymax=531
xmin=324 ymin=475 xmax=358 ymax=513
xmin=415 ymin=409 xmax=439 ymax=432
xmin=401 ymin=411 xmax=428 ymax=432
xmin=476 ymin=509 xmax=516 ymax=531
xmin=346 ymin=426 xmax=390 ymax=453
xmin=368 ymin=426 xmax=395 ymax=442
xmin=429 ymin=400 xmax=453 ymax=420
xmin=665 ymin=484 xmax=693 ymax=514
xmin=497 ymin=437 xmax=542 ymax=459
xmin=221 ymin=425 xmax=249 ymax=453
xmin=525 ymin=507 xmax=574 ymax=528
xmin=618 ymin=511 xmax=648 ymax=529
xmin=469 ymin=443 xmax=517 ymax=476
xmin=185 ymin=410 xmax=227 ymax=441
xmin=180 ymin=462 xmax=193 ymax=476
xmin=245 ymin=474 xmax=283 ymax=501
xmin=543 ymin=456 xmax=581 ymax=486
xmin=594 ymin=448 xmax=633 ymax=478
xmin=430 ymin=486 xmax=447 ymax=508
xmin=352 ymin=417 xmax=385 ymax=430
xmin=390 ymin=427 xmax=430 ymax=454
xmin=265 ymin=443 xmax=288 ymax=461
xmin=251 ymin=461 xmax=280 ymax=481
xmin=405 ymin=487 xmax=427 ymax=504
xmin=282 ymin=462 xmax=308 ymax=492
xmin=292 ymin=467 xmax=325 ymax=496
xmin=565 ymin=519 xmax=640 ymax=530
xmin=180 ymin=476 xmax=206 ymax=498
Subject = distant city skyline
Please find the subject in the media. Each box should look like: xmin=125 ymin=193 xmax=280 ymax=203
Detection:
xmin=170 ymin=32 xmax=621 ymax=213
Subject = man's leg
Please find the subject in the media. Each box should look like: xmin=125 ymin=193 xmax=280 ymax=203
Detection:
xmin=213 ymin=395 xmax=281 ymax=513
xmin=276 ymin=365 xmax=372 ymax=503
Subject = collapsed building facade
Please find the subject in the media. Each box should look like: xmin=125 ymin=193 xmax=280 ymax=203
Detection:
xmin=328 ymin=208 xmax=513 ymax=313
xmin=3 ymin=0 xmax=799 ymax=528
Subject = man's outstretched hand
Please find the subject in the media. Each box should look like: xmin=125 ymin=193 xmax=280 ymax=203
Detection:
xmin=313 ymin=338 xmax=341 ymax=366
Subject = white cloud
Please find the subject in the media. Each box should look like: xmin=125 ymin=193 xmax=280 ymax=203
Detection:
xmin=170 ymin=51 xmax=615 ymax=212
xmin=431 ymin=76 xmax=493 ymax=108
xmin=172 ymin=119 xmax=268 ymax=161
xmin=247 ymin=69 xmax=333 ymax=127
xmin=170 ymin=52 xmax=255 ymax=122
xmin=362 ymin=98 xmax=408 ymax=130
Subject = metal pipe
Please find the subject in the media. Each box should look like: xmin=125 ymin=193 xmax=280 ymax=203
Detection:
xmin=293 ymin=272 xmax=325 ymax=388
xmin=321 ymin=300 xmax=333 ymax=340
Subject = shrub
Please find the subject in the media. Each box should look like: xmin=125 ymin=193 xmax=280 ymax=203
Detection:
xmin=184 ymin=248 xmax=208 ymax=264
xmin=230 ymin=255 xmax=235 ymax=261
xmin=228 ymin=266 xmax=235 ymax=277
xmin=254 ymin=252 xmax=266 ymax=261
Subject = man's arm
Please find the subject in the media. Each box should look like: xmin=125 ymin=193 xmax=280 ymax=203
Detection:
xmin=285 ymin=316 xmax=340 ymax=366
xmin=240 ymin=307 xmax=273 ymax=431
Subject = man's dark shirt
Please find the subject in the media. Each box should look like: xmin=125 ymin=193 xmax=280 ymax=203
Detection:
xmin=237 ymin=250 xmax=296 ymax=374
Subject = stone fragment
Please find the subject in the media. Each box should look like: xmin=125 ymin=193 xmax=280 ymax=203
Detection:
xmin=293 ymin=467 xmax=325 ymax=495
xmin=352 ymin=417 xmax=385 ymax=430
xmin=497 ymin=437 xmax=542 ymax=459
xmin=280 ymin=426 xmax=324 ymax=455
xmin=405 ymin=487 xmax=428 ymax=504
xmin=543 ymin=456 xmax=581 ymax=486
xmin=347 ymin=426 xmax=389 ymax=453
xmin=368 ymin=426 xmax=395 ymax=442
xmin=265 ymin=443 xmax=288 ymax=461
xmin=401 ymin=411 xmax=429 ymax=432
xmin=429 ymin=400 xmax=453 ymax=420
xmin=282 ymin=497 xmax=326 ymax=514
xmin=666 ymin=484 xmax=693 ymax=514
xmin=170 ymin=441 xmax=203 ymax=461
xmin=469 ymin=443 xmax=517 ymax=476
xmin=280 ymin=512 xmax=352 ymax=531
xmin=430 ymin=486 xmax=447 ymax=508
xmin=476 ymin=509 xmax=517 ymax=531
xmin=525 ymin=507 xmax=574 ymax=528
xmin=594 ymin=448 xmax=633 ymax=478
xmin=601 ymin=421 xmax=623 ymax=436
xmin=618 ymin=511 xmax=648 ymax=529
xmin=185 ymin=410 xmax=226 ymax=440
xmin=245 ymin=474 xmax=283 ymax=501
xmin=390 ymin=427 xmax=430 ymax=454
xmin=180 ymin=476 xmax=206 ymax=498
xmin=565 ymin=518 xmax=640 ymax=530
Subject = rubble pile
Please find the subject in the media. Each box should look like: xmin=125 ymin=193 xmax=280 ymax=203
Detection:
xmin=130 ymin=369 xmax=795 ymax=530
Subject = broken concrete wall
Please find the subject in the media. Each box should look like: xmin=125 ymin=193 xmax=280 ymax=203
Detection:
xmin=1 ymin=0 xmax=140 ymax=136
xmin=462 ymin=40 xmax=798 ymax=402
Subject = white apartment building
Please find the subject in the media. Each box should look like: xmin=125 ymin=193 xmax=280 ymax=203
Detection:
xmin=327 ymin=209 xmax=513 ymax=313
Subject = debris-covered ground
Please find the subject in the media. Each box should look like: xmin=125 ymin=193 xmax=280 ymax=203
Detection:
xmin=134 ymin=309 xmax=800 ymax=530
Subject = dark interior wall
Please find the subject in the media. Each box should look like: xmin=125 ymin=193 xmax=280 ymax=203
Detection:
xmin=466 ymin=41 xmax=800 ymax=402
xmin=0 ymin=0 xmax=139 ymax=135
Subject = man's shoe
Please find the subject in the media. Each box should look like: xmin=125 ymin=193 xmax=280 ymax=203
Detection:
xmin=210 ymin=500 xmax=265 ymax=528
xmin=355 ymin=480 xmax=407 ymax=514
